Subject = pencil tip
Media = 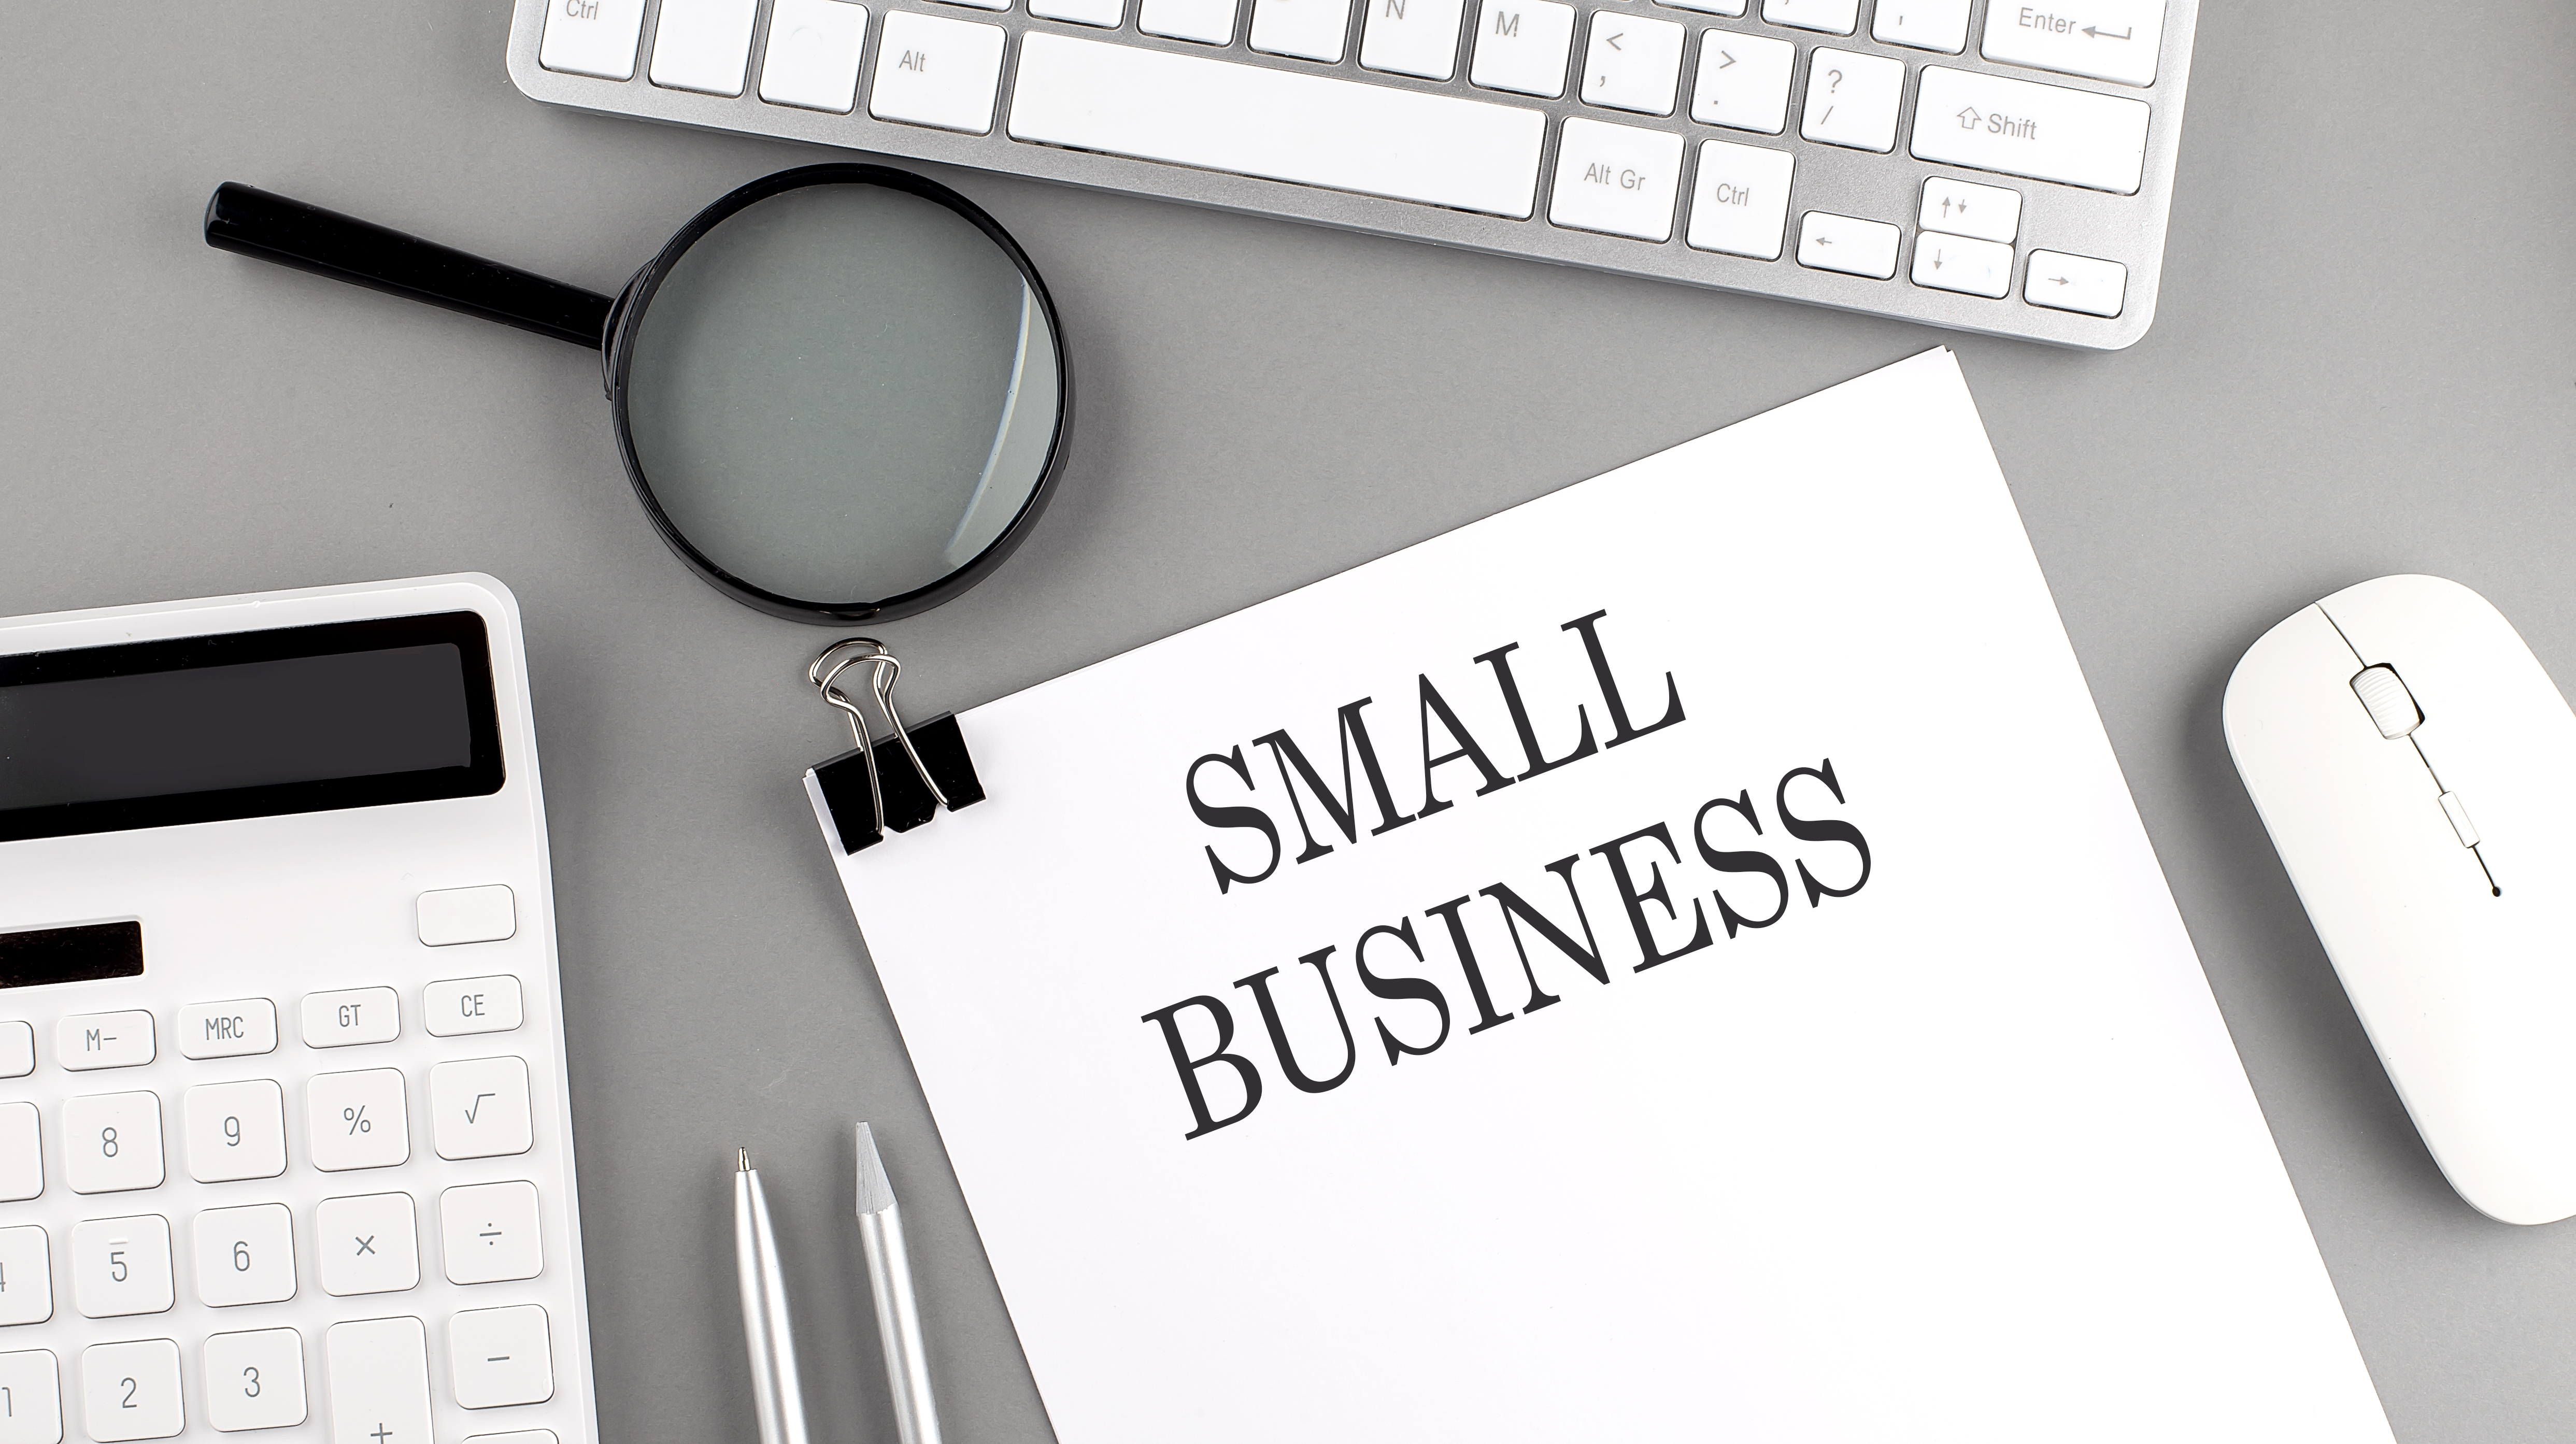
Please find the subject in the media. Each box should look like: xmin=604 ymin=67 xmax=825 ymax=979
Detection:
xmin=737 ymin=1146 xmax=752 ymax=1173
xmin=856 ymin=1123 xmax=896 ymax=1215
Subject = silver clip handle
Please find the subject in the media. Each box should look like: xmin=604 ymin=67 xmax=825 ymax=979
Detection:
xmin=809 ymin=639 xmax=952 ymax=838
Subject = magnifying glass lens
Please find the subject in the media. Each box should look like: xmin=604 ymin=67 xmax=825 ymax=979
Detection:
xmin=621 ymin=182 xmax=1061 ymax=609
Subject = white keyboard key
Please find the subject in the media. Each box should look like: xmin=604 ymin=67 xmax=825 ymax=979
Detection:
xmin=1012 ymin=34 xmax=1547 ymax=219
xmin=1759 ymin=0 xmax=1853 ymax=35
xmin=648 ymin=0 xmax=758 ymax=94
xmin=0 ymin=1228 xmax=53 ymax=1326
xmin=425 ymin=977 xmax=523 ymax=1038
xmin=56 ymin=1014 xmax=151 ymax=1073
xmin=417 ymin=886 xmax=516 ymax=948
xmin=1982 ymin=0 xmax=2165 ymax=87
xmin=1250 ymin=0 xmax=1351 ymax=62
xmin=315 ymin=1194 xmax=419 ymax=1298
xmin=440 ymin=1181 xmax=544 ymax=1285
xmin=1796 ymin=210 xmax=1900 ymax=278
xmin=0 ymin=1350 xmax=61 ymax=1444
xmin=1469 ymin=0 xmax=1575 ymax=98
xmin=78 ymin=1340 xmax=180 ymax=1442
xmin=430 ymin=1058 xmax=534 ymax=1162
xmin=175 ymin=1001 xmax=275 ymax=1061
xmin=870 ymin=10 xmax=1008 ymax=134
xmin=935 ymin=0 xmax=1011 ymax=12
xmin=1030 ymin=0 xmax=1125 ymax=25
xmin=1358 ymin=0 xmax=1467 ymax=79
xmin=302 ymin=989 xmax=399 ymax=1050
xmin=1547 ymin=117 xmax=1682 ymax=241
xmin=1872 ymin=0 xmax=1968 ymax=52
xmin=306 ymin=1070 xmax=409 ymax=1174
xmin=1139 ymin=0 xmax=1239 ymax=42
xmin=192 ymin=1205 xmax=295 ymax=1308
xmin=0 ymin=1105 xmax=39 ymax=1203
xmin=1685 ymin=139 xmax=1794 ymax=259
xmin=462 ymin=1434 xmax=559 ymax=1444
xmin=202 ymin=1328 xmax=306 ymax=1433
xmin=182 ymin=1081 xmax=287 ymax=1184
xmin=0 ymin=1023 xmax=30 ymax=1079
xmin=1687 ymin=29 xmax=1792 ymax=134
xmin=1919 ymin=176 xmax=2021 ymax=241
xmin=1799 ymin=47 xmax=1903 ymax=152
xmin=1577 ymin=12 xmax=1683 ymax=115
xmin=759 ymin=0 xmax=869 ymax=112
xmin=324 ymin=1318 xmax=431 ymax=1444
xmin=539 ymin=0 xmax=647 ymax=79
xmin=1911 ymin=65 xmax=2151 ymax=194
xmin=61 ymin=1095 xmax=161 ymax=1196
xmin=1652 ymin=0 xmax=1740 ymax=13
xmin=449 ymin=1306 xmax=554 ymax=1409
xmin=2024 ymin=248 xmax=2127 ymax=316
xmin=1911 ymin=232 xmax=2014 ymax=297
xmin=70 ymin=1216 xmax=171 ymax=1320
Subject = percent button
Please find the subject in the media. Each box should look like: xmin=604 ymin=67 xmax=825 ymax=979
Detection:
xmin=307 ymin=1068 xmax=411 ymax=1171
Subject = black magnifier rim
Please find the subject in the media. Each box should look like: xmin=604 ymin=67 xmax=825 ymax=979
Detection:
xmin=603 ymin=163 xmax=1074 ymax=625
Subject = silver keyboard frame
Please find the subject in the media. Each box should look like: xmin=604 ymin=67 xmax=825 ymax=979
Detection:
xmin=506 ymin=0 xmax=2196 ymax=349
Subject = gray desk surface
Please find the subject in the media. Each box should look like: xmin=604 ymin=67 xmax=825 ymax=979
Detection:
xmin=4 ymin=3 xmax=2571 ymax=1439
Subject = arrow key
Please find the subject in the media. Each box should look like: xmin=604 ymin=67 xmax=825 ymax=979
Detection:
xmin=1797 ymin=210 xmax=1900 ymax=278
xmin=1911 ymin=232 xmax=2014 ymax=298
xmin=1918 ymin=176 xmax=2020 ymax=242
xmin=2023 ymin=248 xmax=2127 ymax=317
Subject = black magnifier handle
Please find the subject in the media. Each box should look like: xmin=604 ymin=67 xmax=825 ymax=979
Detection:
xmin=204 ymin=182 xmax=613 ymax=350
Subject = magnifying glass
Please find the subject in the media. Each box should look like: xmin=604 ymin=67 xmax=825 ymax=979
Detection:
xmin=204 ymin=164 xmax=1071 ymax=624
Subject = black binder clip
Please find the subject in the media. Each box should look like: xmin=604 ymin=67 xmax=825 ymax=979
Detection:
xmin=806 ymin=638 xmax=986 ymax=854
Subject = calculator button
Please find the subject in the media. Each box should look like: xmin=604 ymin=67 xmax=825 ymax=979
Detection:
xmin=1918 ymin=176 xmax=2022 ymax=243
xmin=182 ymin=1082 xmax=287 ymax=1184
xmin=191 ymin=1205 xmax=295 ymax=1308
xmin=2024 ymin=248 xmax=2128 ymax=316
xmin=323 ymin=1317 xmax=431 ymax=1444
xmin=430 ymin=1059 xmax=534 ymax=1162
xmin=448 ymin=1305 xmax=554 ymax=1408
xmin=70 ymin=1217 xmax=172 ymax=1320
xmin=417 ymin=885 xmax=517 ymax=948
xmin=1911 ymin=232 xmax=2015 ymax=297
xmin=56 ymin=1014 xmax=153 ymax=1073
xmin=305 ymin=1071 xmax=409 ymax=1173
xmin=0 ymin=1103 xmax=41 ymax=1203
xmin=463 ymin=1433 xmax=560 ymax=1444
xmin=0 ymin=1349 xmax=62 ymax=1443
xmin=315 ymin=1195 xmax=419 ymax=1298
xmin=0 ymin=1226 xmax=55 ymax=1326
xmin=423 ymin=977 xmax=523 ymax=1038
xmin=175 ymin=1001 xmax=277 ymax=1061
xmin=201 ymin=1328 xmax=307 ymax=1432
xmin=61 ymin=1095 xmax=162 ymax=1196
xmin=302 ymin=990 xmax=398 ymax=1049
xmin=78 ymin=1338 xmax=182 ymax=1441
xmin=439 ymin=1182 xmax=543 ymax=1285
xmin=0 ymin=1023 xmax=31 ymax=1079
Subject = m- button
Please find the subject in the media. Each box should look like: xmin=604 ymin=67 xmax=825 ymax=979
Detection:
xmin=58 ymin=1011 xmax=154 ymax=1071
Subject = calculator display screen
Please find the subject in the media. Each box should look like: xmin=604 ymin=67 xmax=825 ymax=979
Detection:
xmin=0 ymin=611 xmax=504 ymax=842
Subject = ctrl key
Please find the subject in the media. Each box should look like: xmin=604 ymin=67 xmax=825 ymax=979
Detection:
xmin=0 ymin=1349 xmax=62 ymax=1444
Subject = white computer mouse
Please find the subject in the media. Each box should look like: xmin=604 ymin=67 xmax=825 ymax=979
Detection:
xmin=2226 ymin=574 xmax=2576 ymax=1225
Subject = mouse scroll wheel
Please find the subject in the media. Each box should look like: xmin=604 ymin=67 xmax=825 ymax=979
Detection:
xmin=2351 ymin=664 xmax=2424 ymax=739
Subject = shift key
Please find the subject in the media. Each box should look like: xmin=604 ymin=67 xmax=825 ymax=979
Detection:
xmin=1911 ymin=65 xmax=2148 ymax=195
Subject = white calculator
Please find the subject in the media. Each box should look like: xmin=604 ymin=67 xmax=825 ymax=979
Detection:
xmin=0 ymin=576 xmax=599 ymax=1444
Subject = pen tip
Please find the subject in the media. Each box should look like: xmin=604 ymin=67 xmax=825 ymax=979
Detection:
xmin=856 ymin=1123 xmax=896 ymax=1216
xmin=737 ymin=1146 xmax=752 ymax=1173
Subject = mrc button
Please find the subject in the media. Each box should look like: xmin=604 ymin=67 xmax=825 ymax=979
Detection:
xmin=418 ymin=885 xmax=517 ymax=947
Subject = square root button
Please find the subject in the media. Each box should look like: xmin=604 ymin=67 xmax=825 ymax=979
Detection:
xmin=1548 ymin=117 xmax=1683 ymax=242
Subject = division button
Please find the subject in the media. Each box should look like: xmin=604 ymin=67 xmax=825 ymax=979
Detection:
xmin=440 ymin=1181 xmax=546 ymax=1286
xmin=1548 ymin=117 xmax=1684 ymax=242
xmin=2023 ymin=248 xmax=2127 ymax=315
xmin=1796 ymin=211 xmax=1901 ymax=278
xmin=1911 ymin=232 xmax=2015 ymax=297
xmin=1685 ymin=140 xmax=1794 ymax=260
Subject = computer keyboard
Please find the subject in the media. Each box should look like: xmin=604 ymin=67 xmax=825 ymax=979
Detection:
xmin=508 ymin=0 xmax=2194 ymax=348
xmin=0 ymin=577 xmax=597 ymax=1444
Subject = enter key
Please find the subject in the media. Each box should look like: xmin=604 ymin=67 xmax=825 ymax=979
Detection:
xmin=430 ymin=1055 xmax=535 ymax=1161
xmin=1980 ymin=0 xmax=2167 ymax=87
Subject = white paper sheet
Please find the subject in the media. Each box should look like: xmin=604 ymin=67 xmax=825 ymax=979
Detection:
xmin=812 ymin=350 xmax=2393 ymax=1442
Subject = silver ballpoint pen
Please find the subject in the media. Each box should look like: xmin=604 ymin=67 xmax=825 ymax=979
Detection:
xmin=736 ymin=1148 xmax=813 ymax=1444
xmin=857 ymin=1123 xmax=944 ymax=1444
